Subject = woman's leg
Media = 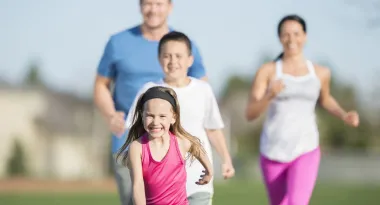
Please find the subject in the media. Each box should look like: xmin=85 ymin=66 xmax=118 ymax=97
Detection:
xmin=260 ymin=155 xmax=290 ymax=205
xmin=287 ymin=148 xmax=321 ymax=205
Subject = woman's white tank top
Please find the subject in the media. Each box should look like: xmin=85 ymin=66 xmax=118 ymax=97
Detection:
xmin=260 ymin=59 xmax=321 ymax=162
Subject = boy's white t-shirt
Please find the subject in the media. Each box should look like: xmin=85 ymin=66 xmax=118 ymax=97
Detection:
xmin=125 ymin=77 xmax=224 ymax=197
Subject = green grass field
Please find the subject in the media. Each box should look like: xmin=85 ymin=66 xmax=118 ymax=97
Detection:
xmin=1 ymin=180 xmax=379 ymax=205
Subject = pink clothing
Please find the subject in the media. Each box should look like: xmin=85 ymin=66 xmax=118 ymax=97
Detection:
xmin=260 ymin=147 xmax=320 ymax=205
xmin=141 ymin=132 xmax=188 ymax=205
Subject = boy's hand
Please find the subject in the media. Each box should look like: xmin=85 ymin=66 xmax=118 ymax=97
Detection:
xmin=222 ymin=163 xmax=235 ymax=179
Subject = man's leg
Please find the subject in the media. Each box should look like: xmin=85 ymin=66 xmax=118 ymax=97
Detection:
xmin=188 ymin=192 xmax=213 ymax=205
xmin=113 ymin=155 xmax=133 ymax=205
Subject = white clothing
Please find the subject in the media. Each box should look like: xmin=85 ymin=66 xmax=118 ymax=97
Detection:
xmin=260 ymin=60 xmax=321 ymax=162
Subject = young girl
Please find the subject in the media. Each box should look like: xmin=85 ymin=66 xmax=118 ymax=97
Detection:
xmin=117 ymin=86 xmax=213 ymax=205
xmin=125 ymin=31 xmax=235 ymax=205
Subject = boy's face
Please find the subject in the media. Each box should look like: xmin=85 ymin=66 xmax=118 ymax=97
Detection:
xmin=159 ymin=41 xmax=194 ymax=81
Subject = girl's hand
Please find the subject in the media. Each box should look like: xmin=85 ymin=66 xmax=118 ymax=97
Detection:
xmin=196 ymin=170 xmax=213 ymax=185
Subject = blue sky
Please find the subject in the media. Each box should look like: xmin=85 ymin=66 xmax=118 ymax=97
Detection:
xmin=1 ymin=0 xmax=379 ymax=98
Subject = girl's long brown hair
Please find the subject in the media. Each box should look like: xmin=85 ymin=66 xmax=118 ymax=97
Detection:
xmin=116 ymin=86 xmax=205 ymax=166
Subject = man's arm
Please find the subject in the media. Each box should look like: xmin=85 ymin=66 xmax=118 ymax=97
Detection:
xmin=94 ymin=75 xmax=116 ymax=120
xmin=188 ymin=41 xmax=207 ymax=80
xmin=93 ymin=37 xmax=125 ymax=135
xmin=94 ymin=37 xmax=117 ymax=118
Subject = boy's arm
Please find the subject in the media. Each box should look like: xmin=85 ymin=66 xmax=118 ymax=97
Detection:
xmin=203 ymin=84 xmax=232 ymax=165
xmin=206 ymin=129 xmax=232 ymax=165
xmin=128 ymin=141 xmax=146 ymax=205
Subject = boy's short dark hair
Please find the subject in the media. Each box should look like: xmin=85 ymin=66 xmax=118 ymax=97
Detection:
xmin=158 ymin=31 xmax=192 ymax=56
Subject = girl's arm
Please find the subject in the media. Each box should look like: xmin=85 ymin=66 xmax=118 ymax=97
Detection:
xmin=128 ymin=141 xmax=146 ymax=205
xmin=194 ymin=146 xmax=213 ymax=177
xmin=181 ymin=138 xmax=213 ymax=184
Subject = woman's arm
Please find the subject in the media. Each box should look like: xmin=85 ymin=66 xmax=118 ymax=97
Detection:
xmin=128 ymin=141 xmax=146 ymax=205
xmin=318 ymin=67 xmax=347 ymax=119
xmin=245 ymin=63 xmax=282 ymax=121
xmin=317 ymin=65 xmax=359 ymax=127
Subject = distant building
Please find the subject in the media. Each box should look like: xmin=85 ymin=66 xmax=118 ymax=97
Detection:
xmin=0 ymin=82 xmax=110 ymax=180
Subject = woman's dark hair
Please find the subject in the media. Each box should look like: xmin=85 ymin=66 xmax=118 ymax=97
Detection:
xmin=158 ymin=31 xmax=192 ymax=56
xmin=275 ymin=14 xmax=307 ymax=61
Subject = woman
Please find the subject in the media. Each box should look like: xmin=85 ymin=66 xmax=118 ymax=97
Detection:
xmin=245 ymin=14 xmax=359 ymax=205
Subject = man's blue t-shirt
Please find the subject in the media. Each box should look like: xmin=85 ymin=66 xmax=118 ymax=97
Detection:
xmin=97 ymin=25 xmax=206 ymax=153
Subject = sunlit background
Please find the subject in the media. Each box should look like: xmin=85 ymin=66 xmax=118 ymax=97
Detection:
xmin=1 ymin=0 xmax=380 ymax=204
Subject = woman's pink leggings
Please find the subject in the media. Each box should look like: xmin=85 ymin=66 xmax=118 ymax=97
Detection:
xmin=260 ymin=148 xmax=320 ymax=205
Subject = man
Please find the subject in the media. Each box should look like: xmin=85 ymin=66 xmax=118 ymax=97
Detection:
xmin=93 ymin=0 xmax=207 ymax=204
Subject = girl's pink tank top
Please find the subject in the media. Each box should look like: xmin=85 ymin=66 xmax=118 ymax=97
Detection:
xmin=141 ymin=132 xmax=188 ymax=205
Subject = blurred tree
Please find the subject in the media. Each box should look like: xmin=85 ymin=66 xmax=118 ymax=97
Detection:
xmin=366 ymin=70 xmax=380 ymax=151
xmin=24 ymin=60 xmax=44 ymax=87
xmin=221 ymin=53 xmax=274 ymax=101
xmin=220 ymin=53 xmax=274 ymax=157
xmin=6 ymin=138 xmax=28 ymax=177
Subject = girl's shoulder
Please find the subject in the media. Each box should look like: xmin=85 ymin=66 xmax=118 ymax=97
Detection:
xmin=175 ymin=133 xmax=192 ymax=152
xmin=126 ymin=138 xmax=144 ymax=169
xmin=129 ymin=138 xmax=144 ymax=153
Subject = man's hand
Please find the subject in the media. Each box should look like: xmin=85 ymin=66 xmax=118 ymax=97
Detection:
xmin=108 ymin=111 xmax=126 ymax=137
